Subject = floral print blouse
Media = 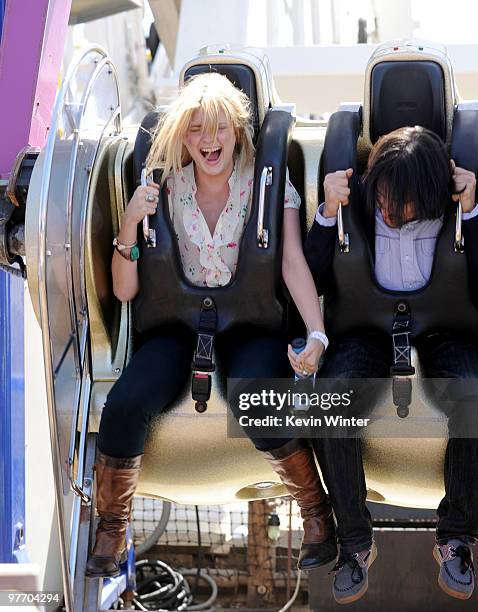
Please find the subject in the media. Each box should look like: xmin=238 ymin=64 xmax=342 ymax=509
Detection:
xmin=165 ymin=161 xmax=301 ymax=287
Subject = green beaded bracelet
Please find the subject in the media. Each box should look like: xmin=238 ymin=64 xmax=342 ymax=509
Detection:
xmin=129 ymin=245 xmax=140 ymax=261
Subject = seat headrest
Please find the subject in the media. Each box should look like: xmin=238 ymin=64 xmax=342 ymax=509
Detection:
xmin=370 ymin=61 xmax=446 ymax=143
xmin=362 ymin=41 xmax=457 ymax=147
xmin=183 ymin=63 xmax=260 ymax=141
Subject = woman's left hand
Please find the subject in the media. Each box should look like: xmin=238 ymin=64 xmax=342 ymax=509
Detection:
xmin=287 ymin=337 xmax=325 ymax=377
xmin=451 ymin=160 xmax=477 ymax=212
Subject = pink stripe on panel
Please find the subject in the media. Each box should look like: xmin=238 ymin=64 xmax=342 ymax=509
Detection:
xmin=0 ymin=0 xmax=71 ymax=178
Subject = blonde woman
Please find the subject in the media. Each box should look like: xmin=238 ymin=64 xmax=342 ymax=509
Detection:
xmin=86 ymin=73 xmax=336 ymax=577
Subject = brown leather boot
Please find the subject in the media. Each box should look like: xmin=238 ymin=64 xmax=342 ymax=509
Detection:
xmin=261 ymin=439 xmax=337 ymax=570
xmin=85 ymin=451 xmax=142 ymax=577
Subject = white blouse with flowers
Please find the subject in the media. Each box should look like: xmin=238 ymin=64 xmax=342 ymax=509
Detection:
xmin=165 ymin=161 xmax=301 ymax=287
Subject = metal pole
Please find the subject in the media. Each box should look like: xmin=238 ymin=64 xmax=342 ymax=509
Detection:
xmin=330 ymin=0 xmax=341 ymax=44
xmin=310 ymin=0 xmax=321 ymax=44
xmin=291 ymin=0 xmax=305 ymax=46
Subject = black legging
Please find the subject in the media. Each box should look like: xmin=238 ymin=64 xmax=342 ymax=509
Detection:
xmin=97 ymin=325 xmax=294 ymax=457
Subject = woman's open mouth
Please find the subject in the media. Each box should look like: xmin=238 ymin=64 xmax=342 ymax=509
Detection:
xmin=200 ymin=146 xmax=222 ymax=163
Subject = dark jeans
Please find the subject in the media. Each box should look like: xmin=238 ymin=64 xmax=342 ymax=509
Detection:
xmin=97 ymin=325 xmax=293 ymax=457
xmin=312 ymin=331 xmax=478 ymax=555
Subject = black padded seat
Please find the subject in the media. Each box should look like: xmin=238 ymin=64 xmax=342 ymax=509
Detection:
xmin=370 ymin=61 xmax=446 ymax=142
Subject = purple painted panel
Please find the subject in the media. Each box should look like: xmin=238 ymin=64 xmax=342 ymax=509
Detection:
xmin=30 ymin=0 xmax=72 ymax=147
xmin=0 ymin=0 xmax=71 ymax=179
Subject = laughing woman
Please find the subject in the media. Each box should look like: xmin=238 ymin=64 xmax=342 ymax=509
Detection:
xmin=86 ymin=73 xmax=336 ymax=577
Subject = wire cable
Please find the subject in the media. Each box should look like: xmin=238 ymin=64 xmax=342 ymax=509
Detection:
xmin=277 ymin=569 xmax=302 ymax=612
xmin=130 ymin=559 xmax=218 ymax=611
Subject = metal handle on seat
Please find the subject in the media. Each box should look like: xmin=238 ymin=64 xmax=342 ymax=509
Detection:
xmin=454 ymin=200 xmax=465 ymax=253
xmin=141 ymin=167 xmax=157 ymax=248
xmin=257 ymin=166 xmax=272 ymax=248
xmin=337 ymin=202 xmax=350 ymax=253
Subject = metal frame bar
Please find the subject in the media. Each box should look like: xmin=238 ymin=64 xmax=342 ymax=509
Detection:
xmin=37 ymin=44 xmax=115 ymax=612
xmin=454 ymin=201 xmax=465 ymax=253
xmin=257 ymin=166 xmax=272 ymax=248
xmin=65 ymin=58 xmax=121 ymax=499
xmin=141 ymin=168 xmax=156 ymax=247
xmin=337 ymin=202 xmax=350 ymax=253
xmin=73 ymin=433 xmax=100 ymax=612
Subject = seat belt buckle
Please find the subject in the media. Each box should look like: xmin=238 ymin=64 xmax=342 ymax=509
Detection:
xmin=390 ymin=364 xmax=415 ymax=376
xmin=391 ymin=375 xmax=413 ymax=418
xmin=192 ymin=370 xmax=212 ymax=414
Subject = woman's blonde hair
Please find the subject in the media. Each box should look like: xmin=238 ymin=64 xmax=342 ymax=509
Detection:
xmin=145 ymin=72 xmax=255 ymax=183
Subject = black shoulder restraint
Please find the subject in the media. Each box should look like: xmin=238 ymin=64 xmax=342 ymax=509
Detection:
xmin=390 ymin=301 xmax=415 ymax=418
xmin=191 ymin=297 xmax=217 ymax=413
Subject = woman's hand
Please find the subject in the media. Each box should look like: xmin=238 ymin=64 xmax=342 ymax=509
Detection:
xmin=451 ymin=160 xmax=476 ymax=213
xmin=287 ymin=337 xmax=325 ymax=377
xmin=123 ymin=182 xmax=161 ymax=225
xmin=323 ymin=168 xmax=354 ymax=218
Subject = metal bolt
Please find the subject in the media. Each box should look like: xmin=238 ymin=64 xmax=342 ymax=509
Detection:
xmin=114 ymin=368 xmax=121 ymax=374
xmin=257 ymin=585 xmax=267 ymax=595
xmin=14 ymin=523 xmax=24 ymax=545
xmin=83 ymin=478 xmax=92 ymax=487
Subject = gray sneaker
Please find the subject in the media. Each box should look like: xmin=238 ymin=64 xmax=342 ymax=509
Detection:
xmin=332 ymin=542 xmax=377 ymax=605
xmin=434 ymin=538 xmax=475 ymax=600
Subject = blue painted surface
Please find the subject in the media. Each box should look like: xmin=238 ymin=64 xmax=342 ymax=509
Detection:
xmin=0 ymin=270 xmax=26 ymax=562
xmin=0 ymin=0 xmax=5 ymax=42
xmin=0 ymin=0 xmax=6 ymax=43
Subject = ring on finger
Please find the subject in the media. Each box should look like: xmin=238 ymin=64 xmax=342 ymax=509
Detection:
xmin=146 ymin=194 xmax=156 ymax=202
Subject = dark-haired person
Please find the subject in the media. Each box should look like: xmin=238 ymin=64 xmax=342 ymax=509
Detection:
xmin=303 ymin=126 xmax=478 ymax=604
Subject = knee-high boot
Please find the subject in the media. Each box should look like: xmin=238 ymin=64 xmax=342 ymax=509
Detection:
xmin=86 ymin=451 xmax=142 ymax=577
xmin=261 ymin=439 xmax=337 ymax=570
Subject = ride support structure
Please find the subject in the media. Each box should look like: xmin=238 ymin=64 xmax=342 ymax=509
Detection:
xmin=0 ymin=0 xmax=71 ymax=582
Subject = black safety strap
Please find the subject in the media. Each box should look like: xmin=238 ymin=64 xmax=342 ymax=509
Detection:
xmin=390 ymin=301 xmax=415 ymax=418
xmin=191 ymin=297 xmax=217 ymax=413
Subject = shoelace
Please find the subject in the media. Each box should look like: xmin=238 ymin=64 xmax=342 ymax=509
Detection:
xmin=452 ymin=545 xmax=476 ymax=576
xmin=330 ymin=554 xmax=364 ymax=585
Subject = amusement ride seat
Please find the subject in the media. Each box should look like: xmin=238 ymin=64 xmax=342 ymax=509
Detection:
xmin=24 ymin=42 xmax=478 ymax=514
xmin=317 ymin=40 xmax=478 ymax=507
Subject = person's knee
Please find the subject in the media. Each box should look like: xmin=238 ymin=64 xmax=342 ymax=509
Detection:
xmin=101 ymin=393 xmax=140 ymax=431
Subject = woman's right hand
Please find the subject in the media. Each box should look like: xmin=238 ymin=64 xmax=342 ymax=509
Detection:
xmin=123 ymin=182 xmax=161 ymax=225
xmin=323 ymin=168 xmax=353 ymax=218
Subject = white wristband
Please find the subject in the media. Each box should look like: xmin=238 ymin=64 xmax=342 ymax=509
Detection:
xmin=308 ymin=330 xmax=329 ymax=351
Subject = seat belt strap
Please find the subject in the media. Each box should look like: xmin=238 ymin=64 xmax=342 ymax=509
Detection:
xmin=191 ymin=297 xmax=217 ymax=413
xmin=390 ymin=301 xmax=415 ymax=418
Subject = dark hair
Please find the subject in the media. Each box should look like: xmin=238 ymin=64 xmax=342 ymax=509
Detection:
xmin=363 ymin=126 xmax=455 ymax=227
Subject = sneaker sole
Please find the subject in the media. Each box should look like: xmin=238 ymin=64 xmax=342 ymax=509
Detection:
xmin=433 ymin=546 xmax=473 ymax=600
xmin=334 ymin=543 xmax=377 ymax=605
xmin=298 ymin=548 xmax=338 ymax=571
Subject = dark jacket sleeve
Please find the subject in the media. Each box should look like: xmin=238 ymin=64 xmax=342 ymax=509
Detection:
xmin=463 ymin=215 xmax=478 ymax=303
xmin=304 ymin=219 xmax=337 ymax=296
